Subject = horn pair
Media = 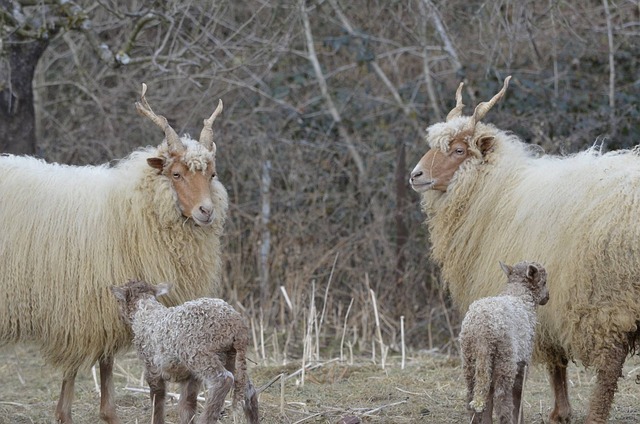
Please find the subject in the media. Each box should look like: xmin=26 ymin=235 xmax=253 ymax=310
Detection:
xmin=445 ymin=76 xmax=511 ymax=130
xmin=135 ymin=83 xmax=223 ymax=152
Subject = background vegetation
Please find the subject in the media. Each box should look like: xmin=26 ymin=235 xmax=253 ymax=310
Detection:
xmin=2 ymin=0 xmax=639 ymax=362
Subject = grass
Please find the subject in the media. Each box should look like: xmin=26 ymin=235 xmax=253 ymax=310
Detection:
xmin=2 ymin=344 xmax=640 ymax=423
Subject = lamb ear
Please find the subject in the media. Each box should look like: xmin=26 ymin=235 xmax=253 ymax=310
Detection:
xmin=147 ymin=157 xmax=165 ymax=171
xmin=110 ymin=286 xmax=126 ymax=301
xmin=478 ymin=136 xmax=495 ymax=157
xmin=527 ymin=264 xmax=538 ymax=280
xmin=499 ymin=261 xmax=512 ymax=277
xmin=155 ymin=283 xmax=172 ymax=297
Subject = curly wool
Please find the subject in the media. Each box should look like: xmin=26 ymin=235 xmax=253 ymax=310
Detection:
xmin=132 ymin=296 xmax=250 ymax=407
xmin=460 ymin=264 xmax=543 ymax=414
xmin=421 ymin=118 xmax=640 ymax=369
xmin=0 ymin=138 xmax=228 ymax=373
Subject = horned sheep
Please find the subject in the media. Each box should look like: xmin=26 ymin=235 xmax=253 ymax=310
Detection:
xmin=111 ymin=279 xmax=259 ymax=424
xmin=410 ymin=75 xmax=640 ymax=423
xmin=0 ymin=84 xmax=228 ymax=423
xmin=460 ymin=261 xmax=549 ymax=424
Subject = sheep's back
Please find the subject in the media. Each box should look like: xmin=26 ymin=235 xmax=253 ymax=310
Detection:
xmin=132 ymin=299 xmax=247 ymax=372
xmin=460 ymin=296 xmax=537 ymax=363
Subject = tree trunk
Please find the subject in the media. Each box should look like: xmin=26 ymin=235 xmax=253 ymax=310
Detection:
xmin=0 ymin=34 xmax=49 ymax=155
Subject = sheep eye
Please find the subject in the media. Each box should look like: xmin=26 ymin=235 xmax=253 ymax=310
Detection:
xmin=172 ymin=172 xmax=181 ymax=180
xmin=455 ymin=148 xmax=465 ymax=155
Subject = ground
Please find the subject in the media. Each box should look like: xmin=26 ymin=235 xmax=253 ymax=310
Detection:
xmin=1 ymin=344 xmax=640 ymax=423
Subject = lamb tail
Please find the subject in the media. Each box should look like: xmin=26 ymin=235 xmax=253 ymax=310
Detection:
xmin=470 ymin=342 xmax=492 ymax=413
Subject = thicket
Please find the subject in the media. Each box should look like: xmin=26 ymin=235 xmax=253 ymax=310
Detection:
xmin=3 ymin=0 xmax=639 ymax=359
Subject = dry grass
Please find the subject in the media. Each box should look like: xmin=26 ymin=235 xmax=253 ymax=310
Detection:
xmin=2 ymin=343 xmax=640 ymax=424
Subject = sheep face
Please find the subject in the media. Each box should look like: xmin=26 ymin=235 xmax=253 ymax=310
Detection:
xmin=147 ymin=151 xmax=218 ymax=226
xmin=501 ymin=261 xmax=550 ymax=306
xmin=137 ymin=83 xmax=224 ymax=227
xmin=110 ymin=279 xmax=171 ymax=325
xmin=409 ymin=77 xmax=511 ymax=193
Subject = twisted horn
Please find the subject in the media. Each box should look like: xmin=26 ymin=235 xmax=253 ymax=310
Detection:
xmin=135 ymin=83 xmax=183 ymax=152
xmin=446 ymin=82 xmax=465 ymax=121
xmin=199 ymin=99 xmax=223 ymax=152
xmin=466 ymin=76 xmax=512 ymax=131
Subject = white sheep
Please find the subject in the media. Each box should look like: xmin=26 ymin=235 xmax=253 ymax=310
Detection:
xmin=460 ymin=261 xmax=549 ymax=424
xmin=0 ymin=84 xmax=228 ymax=424
xmin=410 ymin=75 xmax=640 ymax=423
xmin=111 ymin=279 xmax=259 ymax=424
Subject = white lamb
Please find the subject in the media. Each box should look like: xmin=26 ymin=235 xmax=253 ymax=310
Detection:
xmin=111 ymin=279 xmax=259 ymax=424
xmin=459 ymin=261 xmax=549 ymax=424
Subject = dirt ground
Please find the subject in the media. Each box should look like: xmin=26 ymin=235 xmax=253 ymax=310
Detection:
xmin=1 ymin=344 xmax=640 ymax=423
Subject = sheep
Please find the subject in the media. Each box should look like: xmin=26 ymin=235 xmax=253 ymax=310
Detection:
xmin=0 ymin=83 xmax=229 ymax=424
xmin=460 ymin=261 xmax=549 ymax=424
xmin=110 ymin=279 xmax=259 ymax=424
xmin=409 ymin=75 xmax=640 ymax=423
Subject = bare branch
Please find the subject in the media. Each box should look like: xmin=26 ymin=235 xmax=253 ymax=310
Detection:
xmin=299 ymin=0 xmax=365 ymax=180
xmin=602 ymin=0 xmax=616 ymax=134
xmin=327 ymin=0 xmax=421 ymax=132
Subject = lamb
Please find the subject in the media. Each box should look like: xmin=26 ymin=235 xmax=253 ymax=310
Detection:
xmin=410 ymin=75 xmax=640 ymax=423
xmin=111 ymin=279 xmax=259 ymax=424
xmin=0 ymin=84 xmax=228 ymax=423
xmin=460 ymin=261 xmax=549 ymax=424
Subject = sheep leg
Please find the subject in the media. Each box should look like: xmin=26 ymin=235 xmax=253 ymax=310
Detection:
xmin=480 ymin=389 xmax=493 ymax=424
xmin=146 ymin=371 xmax=166 ymax=424
xmin=547 ymin=358 xmax=572 ymax=423
xmin=99 ymin=356 xmax=122 ymax=424
xmin=178 ymin=376 xmax=201 ymax=424
xmin=494 ymin=368 xmax=515 ymax=424
xmin=463 ymin=356 xmax=478 ymax=422
xmin=55 ymin=368 xmax=77 ymax=424
xmin=243 ymin=378 xmax=260 ymax=424
xmin=584 ymin=342 xmax=627 ymax=424
xmin=198 ymin=370 xmax=234 ymax=424
xmin=511 ymin=362 xmax=526 ymax=424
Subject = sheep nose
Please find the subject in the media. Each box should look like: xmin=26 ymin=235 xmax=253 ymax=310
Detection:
xmin=199 ymin=205 xmax=212 ymax=218
xmin=410 ymin=170 xmax=423 ymax=182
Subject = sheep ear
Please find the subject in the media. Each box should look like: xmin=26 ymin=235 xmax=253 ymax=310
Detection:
xmin=499 ymin=261 xmax=512 ymax=277
xmin=527 ymin=264 xmax=538 ymax=280
xmin=155 ymin=283 xmax=172 ymax=297
xmin=478 ymin=136 xmax=495 ymax=157
xmin=147 ymin=157 xmax=165 ymax=171
xmin=111 ymin=286 xmax=126 ymax=301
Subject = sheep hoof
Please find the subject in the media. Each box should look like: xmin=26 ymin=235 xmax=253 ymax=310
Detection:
xmin=469 ymin=400 xmax=485 ymax=413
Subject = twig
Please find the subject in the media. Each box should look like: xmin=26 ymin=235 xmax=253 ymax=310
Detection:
xmin=362 ymin=399 xmax=407 ymax=416
xmin=340 ymin=298 xmax=355 ymax=362
xmin=124 ymin=386 xmax=206 ymax=402
xmin=517 ymin=365 xmax=528 ymax=424
xmin=286 ymin=358 xmax=341 ymax=380
xmin=91 ymin=365 xmax=100 ymax=394
xmin=602 ymin=0 xmax=616 ymax=134
xmin=280 ymin=286 xmax=293 ymax=311
xmin=280 ymin=372 xmax=286 ymax=414
xmin=401 ymin=315 xmax=406 ymax=370
xmin=292 ymin=412 xmax=324 ymax=424
xmin=299 ymin=0 xmax=366 ymax=180
xmin=318 ymin=252 xmax=339 ymax=331
xmin=369 ymin=284 xmax=388 ymax=369
xmin=256 ymin=373 xmax=285 ymax=394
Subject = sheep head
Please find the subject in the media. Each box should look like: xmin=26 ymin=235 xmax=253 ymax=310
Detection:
xmin=500 ymin=260 xmax=550 ymax=306
xmin=111 ymin=279 xmax=171 ymax=325
xmin=409 ymin=76 xmax=511 ymax=193
xmin=136 ymin=83 xmax=224 ymax=226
